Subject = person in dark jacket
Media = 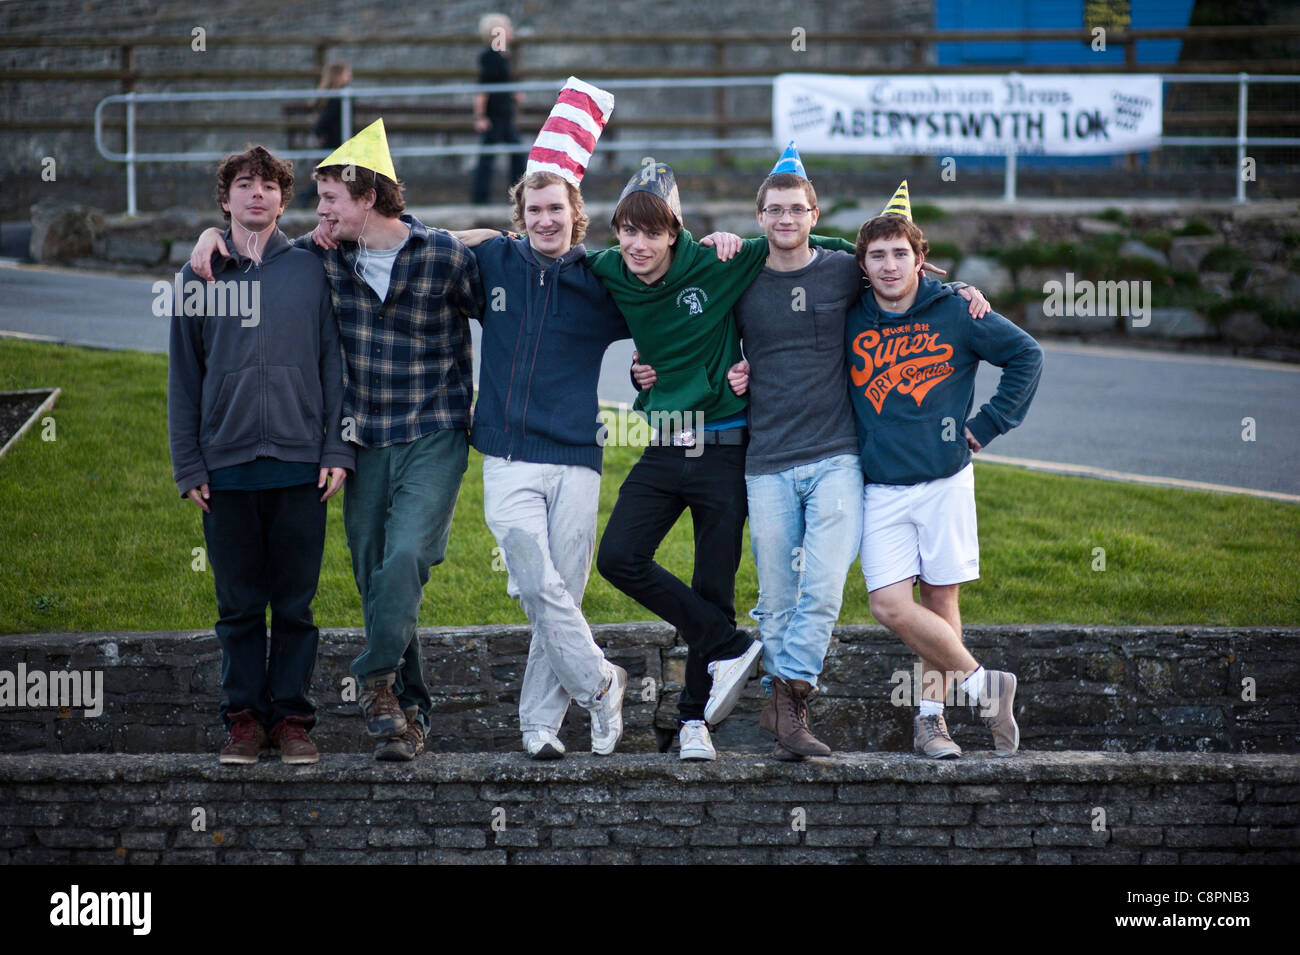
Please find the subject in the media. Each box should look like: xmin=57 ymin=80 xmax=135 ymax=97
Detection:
xmin=470 ymin=13 xmax=527 ymax=204
xmin=168 ymin=145 xmax=352 ymax=767
xmin=297 ymin=61 xmax=352 ymax=208
xmin=456 ymin=80 xmax=628 ymax=759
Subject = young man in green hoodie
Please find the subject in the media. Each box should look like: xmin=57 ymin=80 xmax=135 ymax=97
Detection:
xmin=589 ymin=163 xmax=875 ymax=760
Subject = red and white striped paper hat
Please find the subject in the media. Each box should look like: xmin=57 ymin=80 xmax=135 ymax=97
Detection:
xmin=526 ymin=76 xmax=616 ymax=186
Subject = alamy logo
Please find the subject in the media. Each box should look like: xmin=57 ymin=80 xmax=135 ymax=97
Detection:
xmin=151 ymin=273 xmax=261 ymax=327
xmin=676 ymin=287 xmax=708 ymax=315
xmin=1041 ymin=274 xmax=1150 ymax=328
xmin=50 ymin=885 xmax=151 ymax=935
xmin=0 ymin=664 xmax=103 ymax=717
xmin=597 ymin=408 xmax=705 ymax=458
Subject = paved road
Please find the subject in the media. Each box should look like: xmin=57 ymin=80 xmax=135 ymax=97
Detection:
xmin=2 ymin=261 xmax=1296 ymax=498
xmin=0 ymin=261 xmax=638 ymax=408
xmin=971 ymin=344 xmax=1299 ymax=498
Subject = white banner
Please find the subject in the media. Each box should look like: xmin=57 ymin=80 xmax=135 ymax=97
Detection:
xmin=774 ymin=74 xmax=1163 ymax=156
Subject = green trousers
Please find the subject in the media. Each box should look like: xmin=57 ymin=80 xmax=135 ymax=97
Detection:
xmin=344 ymin=428 xmax=468 ymax=726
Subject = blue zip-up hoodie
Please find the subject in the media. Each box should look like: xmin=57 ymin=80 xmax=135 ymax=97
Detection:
xmin=469 ymin=236 xmax=629 ymax=472
xmin=846 ymin=276 xmax=1043 ymax=485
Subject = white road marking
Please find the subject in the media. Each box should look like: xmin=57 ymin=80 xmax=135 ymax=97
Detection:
xmin=977 ymin=452 xmax=1300 ymax=503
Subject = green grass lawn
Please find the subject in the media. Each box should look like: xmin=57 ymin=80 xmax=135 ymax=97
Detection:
xmin=1 ymin=337 xmax=1297 ymax=633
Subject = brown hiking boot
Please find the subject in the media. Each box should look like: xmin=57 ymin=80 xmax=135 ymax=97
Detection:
xmin=770 ymin=740 xmax=807 ymax=762
xmin=762 ymin=677 xmax=832 ymax=757
xmin=219 ymin=710 xmax=268 ymax=765
xmin=271 ymin=715 xmax=319 ymax=765
xmin=374 ymin=707 xmax=425 ymax=761
xmin=358 ymin=672 xmax=407 ymax=739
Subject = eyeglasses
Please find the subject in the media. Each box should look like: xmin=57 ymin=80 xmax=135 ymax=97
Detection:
xmin=761 ymin=205 xmax=815 ymax=219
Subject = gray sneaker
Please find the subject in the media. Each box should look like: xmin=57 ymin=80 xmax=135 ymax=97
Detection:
xmin=979 ymin=670 xmax=1020 ymax=756
xmin=523 ymin=730 xmax=565 ymax=760
xmin=914 ymin=712 xmax=963 ymax=759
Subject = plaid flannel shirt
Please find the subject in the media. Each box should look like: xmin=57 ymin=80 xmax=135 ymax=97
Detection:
xmin=310 ymin=214 xmax=482 ymax=449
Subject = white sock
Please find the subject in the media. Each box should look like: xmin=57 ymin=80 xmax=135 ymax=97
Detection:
xmin=919 ymin=699 xmax=944 ymax=718
xmin=961 ymin=666 xmax=987 ymax=706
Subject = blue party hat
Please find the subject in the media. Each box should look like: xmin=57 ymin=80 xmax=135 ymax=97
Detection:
xmin=769 ymin=141 xmax=807 ymax=179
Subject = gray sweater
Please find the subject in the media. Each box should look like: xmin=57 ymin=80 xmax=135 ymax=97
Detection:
xmin=734 ymin=247 xmax=863 ymax=475
xmin=168 ymin=228 xmax=353 ymax=496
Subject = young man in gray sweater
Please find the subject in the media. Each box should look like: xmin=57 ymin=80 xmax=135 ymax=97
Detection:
xmin=724 ymin=159 xmax=865 ymax=759
xmin=722 ymin=155 xmax=987 ymax=759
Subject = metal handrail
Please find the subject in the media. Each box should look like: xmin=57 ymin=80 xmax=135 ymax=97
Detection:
xmin=93 ymin=78 xmax=776 ymax=215
xmin=94 ymin=75 xmax=1300 ymax=215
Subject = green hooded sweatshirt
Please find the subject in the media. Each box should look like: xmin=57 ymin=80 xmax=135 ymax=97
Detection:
xmin=587 ymin=231 xmax=852 ymax=422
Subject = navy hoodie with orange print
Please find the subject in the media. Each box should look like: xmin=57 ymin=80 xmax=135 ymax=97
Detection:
xmin=845 ymin=276 xmax=1043 ymax=486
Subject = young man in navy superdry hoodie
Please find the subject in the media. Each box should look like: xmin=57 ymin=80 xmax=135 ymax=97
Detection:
xmin=846 ymin=211 xmax=1043 ymax=760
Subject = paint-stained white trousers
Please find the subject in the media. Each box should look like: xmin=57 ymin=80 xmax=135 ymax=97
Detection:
xmin=482 ymin=455 xmax=612 ymax=735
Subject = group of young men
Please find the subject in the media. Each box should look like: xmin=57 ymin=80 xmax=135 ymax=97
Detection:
xmin=170 ymin=77 xmax=1042 ymax=769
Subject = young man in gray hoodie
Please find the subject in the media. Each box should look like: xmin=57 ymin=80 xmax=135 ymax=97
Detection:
xmin=169 ymin=145 xmax=352 ymax=766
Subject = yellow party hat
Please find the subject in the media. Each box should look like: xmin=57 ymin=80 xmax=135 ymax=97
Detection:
xmin=316 ymin=118 xmax=397 ymax=182
xmin=882 ymin=180 xmax=911 ymax=220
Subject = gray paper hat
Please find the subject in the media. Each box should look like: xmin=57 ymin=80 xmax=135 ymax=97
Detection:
xmin=613 ymin=161 xmax=682 ymax=228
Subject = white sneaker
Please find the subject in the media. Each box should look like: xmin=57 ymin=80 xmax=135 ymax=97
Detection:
xmin=704 ymin=639 xmax=763 ymax=726
xmin=523 ymin=730 xmax=565 ymax=760
xmin=678 ymin=720 xmax=716 ymax=761
xmin=588 ymin=664 xmax=626 ymax=756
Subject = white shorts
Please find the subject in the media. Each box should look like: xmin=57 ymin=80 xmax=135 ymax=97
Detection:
xmin=860 ymin=463 xmax=980 ymax=592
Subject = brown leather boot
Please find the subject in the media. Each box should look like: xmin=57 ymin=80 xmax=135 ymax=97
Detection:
xmin=767 ymin=677 xmax=832 ymax=757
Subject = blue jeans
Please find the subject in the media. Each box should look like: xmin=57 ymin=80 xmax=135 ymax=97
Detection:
xmin=745 ymin=454 xmax=864 ymax=688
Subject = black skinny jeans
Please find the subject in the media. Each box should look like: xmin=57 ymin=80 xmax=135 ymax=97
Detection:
xmin=596 ymin=444 xmax=753 ymax=722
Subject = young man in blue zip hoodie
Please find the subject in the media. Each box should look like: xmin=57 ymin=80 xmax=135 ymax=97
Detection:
xmin=469 ymin=169 xmax=632 ymax=759
xmin=846 ymin=211 xmax=1043 ymax=759
xmin=457 ymin=79 xmax=630 ymax=758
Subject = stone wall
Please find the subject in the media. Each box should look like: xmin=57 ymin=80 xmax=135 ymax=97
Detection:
xmin=1 ymin=626 xmax=1295 ymax=757
xmin=1 ymin=751 xmax=1295 ymax=863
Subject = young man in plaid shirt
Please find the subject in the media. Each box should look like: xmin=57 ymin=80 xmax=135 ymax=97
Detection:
xmin=191 ymin=120 xmax=483 ymax=760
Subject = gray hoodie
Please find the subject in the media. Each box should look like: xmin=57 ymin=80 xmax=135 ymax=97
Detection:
xmin=168 ymin=227 xmax=353 ymax=496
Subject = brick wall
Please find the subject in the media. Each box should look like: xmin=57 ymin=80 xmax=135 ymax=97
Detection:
xmin=1 ymin=626 xmax=1295 ymax=756
xmin=1 ymin=751 xmax=1295 ymax=863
